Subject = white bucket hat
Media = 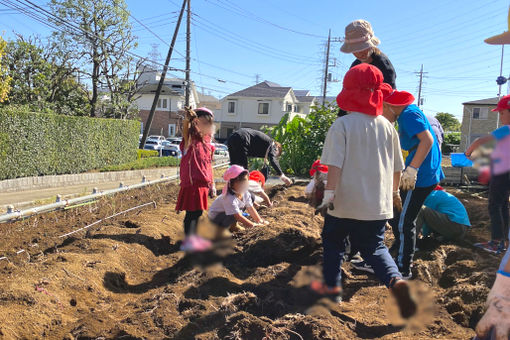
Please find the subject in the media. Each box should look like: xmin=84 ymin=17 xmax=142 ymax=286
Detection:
xmin=340 ymin=19 xmax=380 ymax=54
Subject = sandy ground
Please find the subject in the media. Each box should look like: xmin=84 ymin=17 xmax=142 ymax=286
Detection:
xmin=0 ymin=180 xmax=502 ymax=340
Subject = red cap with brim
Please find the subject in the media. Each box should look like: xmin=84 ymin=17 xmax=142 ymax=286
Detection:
xmin=381 ymin=83 xmax=415 ymax=106
xmin=492 ymin=94 xmax=510 ymax=111
xmin=309 ymin=159 xmax=328 ymax=177
xmin=336 ymin=64 xmax=385 ymax=116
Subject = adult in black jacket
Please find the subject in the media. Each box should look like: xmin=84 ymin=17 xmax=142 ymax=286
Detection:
xmin=227 ymin=128 xmax=292 ymax=185
xmin=337 ymin=19 xmax=396 ymax=117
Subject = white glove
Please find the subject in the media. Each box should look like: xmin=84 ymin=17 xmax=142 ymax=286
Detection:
xmin=476 ymin=273 xmax=510 ymax=340
xmin=280 ymin=174 xmax=292 ymax=186
xmin=400 ymin=166 xmax=418 ymax=191
xmin=209 ymin=185 xmax=217 ymax=198
xmin=317 ymin=189 xmax=335 ymax=211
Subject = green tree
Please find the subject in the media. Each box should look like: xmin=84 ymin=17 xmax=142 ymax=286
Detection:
xmin=442 ymin=132 xmax=461 ymax=154
xmin=49 ymin=0 xmax=137 ymax=117
xmin=435 ymin=112 xmax=460 ymax=132
xmin=264 ymin=103 xmax=337 ymax=176
xmin=0 ymin=35 xmax=11 ymax=103
xmin=3 ymin=35 xmax=90 ymax=115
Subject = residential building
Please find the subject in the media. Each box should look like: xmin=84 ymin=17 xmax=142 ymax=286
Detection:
xmin=460 ymin=97 xmax=499 ymax=150
xmin=135 ymin=67 xmax=200 ymax=137
xmin=216 ymin=81 xmax=318 ymax=139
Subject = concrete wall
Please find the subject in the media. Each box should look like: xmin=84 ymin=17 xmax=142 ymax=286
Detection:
xmin=460 ymin=104 xmax=499 ymax=151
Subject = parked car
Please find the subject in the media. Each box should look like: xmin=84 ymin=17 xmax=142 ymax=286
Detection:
xmin=148 ymin=135 xmax=166 ymax=142
xmin=162 ymin=142 xmax=182 ymax=158
xmin=213 ymin=143 xmax=229 ymax=156
xmin=143 ymin=140 xmax=163 ymax=151
xmin=167 ymin=137 xmax=182 ymax=145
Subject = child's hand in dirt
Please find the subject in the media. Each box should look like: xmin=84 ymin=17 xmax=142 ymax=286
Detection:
xmin=259 ymin=220 xmax=270 ymax=226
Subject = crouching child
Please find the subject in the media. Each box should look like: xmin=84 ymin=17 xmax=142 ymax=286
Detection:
xmin=208 ymin=165 xmax=269 ymax=236
xmin=305 ymin=160 xmax=329 ymax=213
xmin=310 ymin=64 xmax=417 ymax=319
xmin=248 ymin=170 xmax=273 ymax=208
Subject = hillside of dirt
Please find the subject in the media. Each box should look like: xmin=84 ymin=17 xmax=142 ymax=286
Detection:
xmin=0 ymin=180 xmax=502 ymax=339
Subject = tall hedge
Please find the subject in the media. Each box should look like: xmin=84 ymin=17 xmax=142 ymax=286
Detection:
xmin=0 ymin=106 xmax=140 ymax=180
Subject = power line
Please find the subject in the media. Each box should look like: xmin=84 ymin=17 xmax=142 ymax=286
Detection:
xmin=205 ymin=0 xmax=326 ymax=39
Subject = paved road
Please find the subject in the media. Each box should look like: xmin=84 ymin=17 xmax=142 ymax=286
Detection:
xmin=1 ymin=168 xmax=179 ymax=211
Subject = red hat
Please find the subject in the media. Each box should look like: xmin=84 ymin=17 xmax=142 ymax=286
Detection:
xmin=249 ymin=170 xmax=266 ymax=188
xmin=492 ymin=95 xmax=510 ymax=112
xmin=309 ymin=160 xmax=328 ymax=177
xmin=434 ymin=185 xmax=444 ymax=191
xmin=336 ymin=64 xmax=386 ymax=116
xmin=381 ymin=84 xmax=415 ymax=106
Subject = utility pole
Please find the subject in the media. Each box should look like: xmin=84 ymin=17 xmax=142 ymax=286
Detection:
xmin=322 ymin=29 xmax=331 ymax=105
xmin=185 ymin=0 xmax=191 ymax=107
xmin=255 ymin=73 xmax=261 ymax=84
xmin=415 ymin=64 xmax=427 ymax=108
xmin=139 ymin=0 xmax=187 ymax=149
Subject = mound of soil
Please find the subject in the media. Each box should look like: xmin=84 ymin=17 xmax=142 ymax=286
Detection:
xmin=0 ymin=181 xmax=503 ymax=339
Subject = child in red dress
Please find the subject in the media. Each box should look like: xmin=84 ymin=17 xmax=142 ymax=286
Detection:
xmin=176 ymin=107 xmax=216 ymax=252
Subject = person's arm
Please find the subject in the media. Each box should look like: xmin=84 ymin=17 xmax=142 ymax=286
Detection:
xmin=325 ymin=165 xmax=341 ymax=191
xmin=465 ymin=135 xmax=494 ymax=158
xmin=393 ymin=171 xmax=402 ymax=211
xmin=246 ymin=205 xmax=265 ymax=224
xmin=267 ymin=150 xmax=283 ymax=176
xmin=259 ymin=191 xmax=272 ymax=207
xmin=233 ymin=212 xmax=256 ymax=228
xmin=408 ymin=130 xmax=434 ymax=169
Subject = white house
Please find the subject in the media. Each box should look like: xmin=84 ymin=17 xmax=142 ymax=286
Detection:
xmin=216 ymin=81 xmax=318 ymax=139
xmin=135 ymin=67 xmax=200 ymax=137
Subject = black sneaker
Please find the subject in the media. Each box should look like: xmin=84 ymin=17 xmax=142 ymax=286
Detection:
xmin=351 ymin=259 xmax=375 ymax=274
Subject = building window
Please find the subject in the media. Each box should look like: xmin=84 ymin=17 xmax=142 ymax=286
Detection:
xmin=228 ymin=101 xmax=236 ymax=113
xmin=286 ymin=103 xmax=292 ymax=112
xmin=177 ymin=101 xmax=183 ymax=109
xmin=293 ymin=105 xmax=298 ymax=113
xmin=157 ymin=98 xmax=168 ymax=109
xmin=168 ymin=124 xmax=176 ymax=137
xmin=258 ymin=102 xmax=269 ymax=115
xmin=472 ymin=107 xmax=488 ymax=120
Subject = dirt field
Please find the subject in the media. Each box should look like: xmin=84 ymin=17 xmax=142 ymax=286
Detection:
xmin=0 ymin=179 xmax=503 ymax=339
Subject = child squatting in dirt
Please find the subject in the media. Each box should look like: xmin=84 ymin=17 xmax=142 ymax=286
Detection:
xmin=208 ymin=165 xmax=270 ymax=237
xmin=175 ymin=107 xmax=216 ymax=253
xmin=310 ymin=64 xmax=417 ymax=319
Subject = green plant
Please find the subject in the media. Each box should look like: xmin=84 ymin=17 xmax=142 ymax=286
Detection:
xmin=264 ymin=103 xmax=337 ymax=176
xmin=100 ymin=156 xmax=180 ymax=172
xmin=137 ymin=149 xmax=159 ymax=159
xmin=442 ymin=132 xmax=461 ymax=154
xmin=0 ymin=105 xmax=140 ymax=180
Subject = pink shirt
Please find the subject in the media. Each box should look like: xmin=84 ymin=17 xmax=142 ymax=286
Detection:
xmin=491 ymin=125 xmax=510 ymax=175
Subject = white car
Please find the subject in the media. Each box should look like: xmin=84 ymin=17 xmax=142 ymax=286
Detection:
xmin=148 ymin=135 xmax=166 ymax=142
xmin=213 ymin=143 xmax=229 ymax=156
xmin=144 ymin=139 xmax=163 ymax=151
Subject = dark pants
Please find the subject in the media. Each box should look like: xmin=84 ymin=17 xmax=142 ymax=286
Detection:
xmin=227 ymin=134 xmax=249 ymax=169
xmin=489 ymin=172 xmax=510 ymax=241
xmin=389 ymin=184 xmax=436 ymax=273
xmin=210 ymin=212 xmax=236 ymax=229
xmin=184 ymin=210 xmax=202 ymax=236
xmin=322 ymin=214 xmax=401 ymax=288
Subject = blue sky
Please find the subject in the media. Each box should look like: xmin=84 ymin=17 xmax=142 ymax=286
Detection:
xmin=1 ymin=0 xmax=510 ymax=120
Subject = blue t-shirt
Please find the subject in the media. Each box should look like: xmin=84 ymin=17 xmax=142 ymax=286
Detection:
xmin=397 ymin=105 xmax=445 ymax=187
xmin=424 ymin=190 xmax=471 ymax=226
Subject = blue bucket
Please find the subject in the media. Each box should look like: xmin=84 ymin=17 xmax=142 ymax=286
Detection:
xmin=451 ymin=153 xmax=473 ymax=168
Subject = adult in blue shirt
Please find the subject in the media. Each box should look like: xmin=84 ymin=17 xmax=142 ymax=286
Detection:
xmin=417 ymin=187 xmax=470 ymax=241
xmin=381 ymin=87 xmax=444 ymax=279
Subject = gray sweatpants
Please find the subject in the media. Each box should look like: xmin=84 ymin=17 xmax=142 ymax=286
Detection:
xmin=416 ymin=206 xmax=468 ymax=241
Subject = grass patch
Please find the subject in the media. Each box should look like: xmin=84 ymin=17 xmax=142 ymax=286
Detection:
xmin=100 ymin=156 xmax=180 ymax=172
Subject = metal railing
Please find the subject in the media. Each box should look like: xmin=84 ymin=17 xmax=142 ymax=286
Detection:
xmin=0 ymin=159 xmax=229 ymax=224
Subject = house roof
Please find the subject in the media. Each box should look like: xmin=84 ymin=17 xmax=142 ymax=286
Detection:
xmin=294 ymin=90 xmax=311 ymax=96
xmin=228 ymin=81 xmax=292 ymax=98
xmin=462 ymin=97 xmax=499 ymax=105
xmin=197 ymin=93 xmax=219 ymax=103
xmin=296 ymin=95 xmax=316 ymax=103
